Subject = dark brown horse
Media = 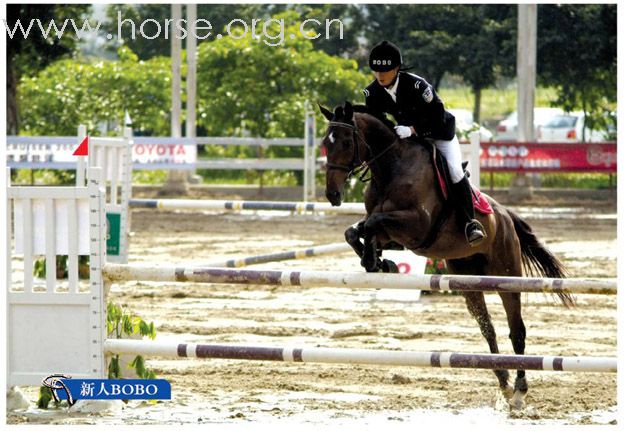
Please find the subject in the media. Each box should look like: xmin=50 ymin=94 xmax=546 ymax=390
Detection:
xmin=319 ymin=101 xmax=572 ymax=410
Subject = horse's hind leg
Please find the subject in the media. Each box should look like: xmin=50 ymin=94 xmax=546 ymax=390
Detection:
xmin=499 ymin=292 xmax=527 ymax=410
xmin=446 ymin=257 xmax=513 ymax=398
xmin=486 ymin=211 xmax=528 ymax=409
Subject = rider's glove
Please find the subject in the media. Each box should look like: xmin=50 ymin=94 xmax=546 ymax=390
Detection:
xmin=394 ymin=125 xmax=413 ymax=139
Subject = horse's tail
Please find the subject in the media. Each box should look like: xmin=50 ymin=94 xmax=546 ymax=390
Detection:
xmin=508 ymin=209 xmax=575 ymax=307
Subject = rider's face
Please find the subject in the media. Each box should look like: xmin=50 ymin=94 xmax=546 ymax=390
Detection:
xmin=373 ymin=66 xmax=400 ymax=87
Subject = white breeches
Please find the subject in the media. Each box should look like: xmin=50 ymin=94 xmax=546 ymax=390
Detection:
xmin=434 ymin=135 xmax=464 ymax=184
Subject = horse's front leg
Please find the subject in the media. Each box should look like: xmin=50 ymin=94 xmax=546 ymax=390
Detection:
xmin=362 ymin=209 xmax=430 ymax=248
xmin=346 ymin=219 xmax=397 ymax=273
xmin=361 ymin=229 xmax=380 ymax=272
xmin=360 ymin=209 xmax=432 ymax=272
xmin=344 ymin=220 xmax=365 ymax=258
xmin=345 ymin=218 xmax=380 ymax=272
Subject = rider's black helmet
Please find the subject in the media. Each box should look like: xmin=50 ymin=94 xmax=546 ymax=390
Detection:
xmin=368 ymin=40 xmax=402 ymax=72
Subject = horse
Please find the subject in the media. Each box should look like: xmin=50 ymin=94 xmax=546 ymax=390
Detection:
xmin=318 ymin=101 xmax=572 ymax=410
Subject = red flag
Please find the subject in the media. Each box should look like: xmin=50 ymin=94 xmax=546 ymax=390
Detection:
xmin=73 ymin=136 xmax=89 ymax=156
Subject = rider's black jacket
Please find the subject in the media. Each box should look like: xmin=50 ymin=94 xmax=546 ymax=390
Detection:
xmin=363 ymin=72 xmax=456 ymax=141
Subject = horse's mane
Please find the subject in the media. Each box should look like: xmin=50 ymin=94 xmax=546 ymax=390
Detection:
xmin=352 ymin=104 xmax=396 ymax=132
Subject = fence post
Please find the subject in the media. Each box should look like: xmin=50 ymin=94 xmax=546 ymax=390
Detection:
xmin=6 ymin=168 xmax=12 ymax=294
xmin=468 ymin=131 xmax=481 ymax=188
xmin=76 ymin=125 xmax=87 ymax=187
xmin=119 ymin=127 xmax=133 ymax=263
xmin=303 ymin=108 xmax=316 ymax=201
xmin=88 ymin=167 xmax=108 ymax=377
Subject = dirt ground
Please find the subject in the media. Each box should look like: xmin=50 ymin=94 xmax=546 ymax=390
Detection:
xmin=7 ymin=193 xmax=617 ymax=426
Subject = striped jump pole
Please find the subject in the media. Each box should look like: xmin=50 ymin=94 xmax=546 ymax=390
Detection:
xmin=103 ymin=265 xmax=617 ymax=296
xmin=104 ymin=339 xmax=617 ymax=373
xmin=129 ymin=199 xmax=366 ymax=215
xmin=201 ymin=243 xmax=352 ymax=268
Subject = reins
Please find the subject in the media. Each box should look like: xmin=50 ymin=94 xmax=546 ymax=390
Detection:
xmin=326 ymin=120 xmax=399 ymax=182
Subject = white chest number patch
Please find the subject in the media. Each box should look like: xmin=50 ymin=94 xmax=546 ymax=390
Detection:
xmin=422 ymin=86 xmax=433 ymax=103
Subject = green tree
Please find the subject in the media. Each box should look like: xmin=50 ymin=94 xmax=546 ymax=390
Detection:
xmin=102 ymin=4 xmax=366 ymax=63
xmin=537 ymin=4 xmax=616 ymax=138
xmin=452 ymin=5 xmax=516 ymax=123
xmin=103 ymin=4 xmax=275 ymax=60
xmin=195 ymin=11 xmax=368 ymax=140
xmin=364 ymin=4 xmax=515 ymax=123
xmin=18 ymin=47 xmax=171 ymax=136
xmin=6 ymin=4 xmax=92 ymax=134
xmin=286 ymin=4 xmax=367 ymax=60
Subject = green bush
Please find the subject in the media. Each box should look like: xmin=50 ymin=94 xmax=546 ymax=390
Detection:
xmin=12 ymin=168 xmax=76 ymax=185
xmin=107 ymin=303 xmax=157 ymax=380
xmin=19 ymin=46 xmax=171 ymax=136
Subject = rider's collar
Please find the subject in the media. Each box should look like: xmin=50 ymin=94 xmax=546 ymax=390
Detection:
xmin=383 ymin=73 xmax=400 ymax=100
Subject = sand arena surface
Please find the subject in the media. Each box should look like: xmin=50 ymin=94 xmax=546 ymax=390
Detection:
xmin=8 ymin=198 xmax=617 ymax=426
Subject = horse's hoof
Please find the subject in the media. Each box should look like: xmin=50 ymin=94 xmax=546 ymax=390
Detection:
xmin=361 ymin=253 xmax=382 ymax=272
xmin=381 ymin=259 xmax=399 ymax=273
xmin=365 ymin=264 xmax=380 ymax=273
xmin=500 ymin=385 xmax=514 ymax=400
xmin=509 ymin=377 xmax=528 ymax=410
xmin=361 ymin=257 xmax=380 ymax=272
xmin=509 ymin=392 xmax=526 ymax=411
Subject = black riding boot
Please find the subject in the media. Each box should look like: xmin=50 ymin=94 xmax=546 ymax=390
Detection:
xmin=452 ymin=175 xmax=486 ymax=246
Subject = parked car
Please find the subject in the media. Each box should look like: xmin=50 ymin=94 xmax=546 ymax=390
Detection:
xmin=448 ymin=108 xmax=494 ymax=142
xmin=537 ymin=112 xmax=612 ymax=143
xmin=495 ymin=107 xmax=563 ymax=141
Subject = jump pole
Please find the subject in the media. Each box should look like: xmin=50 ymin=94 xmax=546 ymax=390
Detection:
xmin=129 ymin=199 xmax=366 ymax=215
xmin=104 ymin=339 xmax=617 ymax=373
xmin=103 ymin=265 xmax=617 ymax=296
xmin=201 ymin=242 xmax=352 ymax=268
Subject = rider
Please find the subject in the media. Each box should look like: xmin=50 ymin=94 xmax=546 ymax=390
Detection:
xmin=363 ymin=40 xmax=485 ymax=246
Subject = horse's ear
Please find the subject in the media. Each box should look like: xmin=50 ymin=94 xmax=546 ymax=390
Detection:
xmin=318 ymin=103 xmax=333 ymax=121
xmin=344 ymin=101 xmax=353 ymax=120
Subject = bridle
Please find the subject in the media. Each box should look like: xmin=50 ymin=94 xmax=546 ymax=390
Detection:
xmin=325 ymin=121 xmax=366 ymax=176
xmin=325 ymin=119 xmax=398 ymax=182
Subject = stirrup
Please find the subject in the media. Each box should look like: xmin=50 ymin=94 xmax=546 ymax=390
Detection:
xmin=465 ymin=220 xmax=486 ymax=247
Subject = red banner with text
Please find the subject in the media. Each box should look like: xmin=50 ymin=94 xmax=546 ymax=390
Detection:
xmin=480 ymin=142 xmax=617 ymax=173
